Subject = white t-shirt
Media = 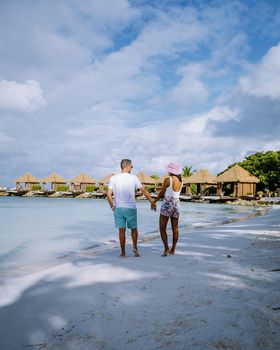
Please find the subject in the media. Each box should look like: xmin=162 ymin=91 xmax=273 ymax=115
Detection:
xmin=108 ymin=173 xmax=142 ymax=209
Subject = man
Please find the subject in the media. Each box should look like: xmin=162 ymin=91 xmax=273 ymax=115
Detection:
xmin=107 ymin=159 xmax=156 ymax=257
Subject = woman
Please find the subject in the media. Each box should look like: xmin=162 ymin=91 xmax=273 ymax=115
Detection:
xmin=153 ymin=162 xmax=183 ymax=256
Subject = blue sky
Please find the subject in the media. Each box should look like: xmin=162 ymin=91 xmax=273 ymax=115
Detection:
xmin=0 ymin=0 xmax=280 ymax=186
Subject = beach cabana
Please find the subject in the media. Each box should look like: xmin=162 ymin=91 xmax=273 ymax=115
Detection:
xmin=98 ymin=173 xmax=115 ymax=192
xmin=136 ymin=172 xmax=156 ymax=186
xmin=41 ymin=173 xmax=68 ymax=191
xmin=185 ymin=169 xmax=217 ymax=195
xmin=216 ymin=164 xmax=260 ymax=197
xmin=16 ymin=173 xmax=41 ymax=191
xmin=99 ymin=173 xmax=115 ymax=185
xmin=70 ymin=173 xmax=97 ymax=192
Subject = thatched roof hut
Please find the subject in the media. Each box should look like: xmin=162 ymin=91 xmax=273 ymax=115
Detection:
xmin=99 ymin=173 xmax=115 ymax=185
xmin=216 ymin=164 xmax=260 ymax=197
xmin=216 ymin=164 xmax=260 ymax=183
xmin=41 ymin=172 xmax=68 ymax=191
xmin=69 ymin=173 xmax=97 ymax=192
xmin=70 ymin=173 xmax=96 ymax=184
xmin=185 ymin=169 xmax=217 ymax=184
xmin=136 ymin=172 xmax=156 ymax=185
xmin=184 ymin=169 xmax=216 ymax=195
xmin=16 ymin=173 xmax=41 ymax=190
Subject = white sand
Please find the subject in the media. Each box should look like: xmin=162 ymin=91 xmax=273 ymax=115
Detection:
xmin=0 ymin=206 xmax=280 ymax=350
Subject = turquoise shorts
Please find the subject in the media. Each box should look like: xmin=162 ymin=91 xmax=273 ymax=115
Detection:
xmin=114 ymin=208 xmax=137 ymax=229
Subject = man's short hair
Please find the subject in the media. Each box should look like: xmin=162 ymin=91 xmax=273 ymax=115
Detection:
xmin=120 ymin=159 xmax=132 ymax=169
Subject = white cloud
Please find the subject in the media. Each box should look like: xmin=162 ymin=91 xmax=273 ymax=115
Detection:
xmin=120 ymin=105 xmax=274 ymax=175
xmin=171 ymin=63 xmax=208 ymax=106
xmin=82 ymin=0 xmax=140 ymax=29
xmin=239 ymin=42 xmax=280 ymax=99
xmin=68 ymin=106 xmax=244 ymax=175
xmin=0 ymin=80 xmax=46 ymax=112
xmin=133 ymin=8 xmax=207 ymax=57
xmin=0 ymin=1 xmax=279 ymax=186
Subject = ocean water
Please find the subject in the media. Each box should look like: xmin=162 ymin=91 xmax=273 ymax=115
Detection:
xmin=0 ymin=197 xmax=264 ymax=272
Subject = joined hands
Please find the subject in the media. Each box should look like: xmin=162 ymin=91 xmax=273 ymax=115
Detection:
xmin=151 ymin=200 xmax=157 ymax=211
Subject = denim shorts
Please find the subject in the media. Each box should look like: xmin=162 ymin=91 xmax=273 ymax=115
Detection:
xmin=114 ymin=207 xmax=137 ymax=229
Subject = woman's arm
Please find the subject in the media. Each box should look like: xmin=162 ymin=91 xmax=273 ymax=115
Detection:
xmin=154 ymin=177 xmax=170 ymax=202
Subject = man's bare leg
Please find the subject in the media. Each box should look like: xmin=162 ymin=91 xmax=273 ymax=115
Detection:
xmin=119 ymin=228 xmax=126 ymax=257
xmin=160 ymin=215 xmax=170 ymax=256
xmin=170 ymin=216 xmax=179 ymax=255
xmin=131 ymin=228 xmax=140 ymax=257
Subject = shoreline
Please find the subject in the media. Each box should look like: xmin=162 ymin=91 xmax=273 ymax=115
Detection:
xmin=1 ymin=206 xmax=280 ymax=349
xmin=0 ymin=203 xmax=272 ymax=277
xmin=1 ymin=191 xmax=279 ymax=206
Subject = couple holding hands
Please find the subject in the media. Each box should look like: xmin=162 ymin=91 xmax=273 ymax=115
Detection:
xmin=107 ymin=159 xmax=183 ymax=257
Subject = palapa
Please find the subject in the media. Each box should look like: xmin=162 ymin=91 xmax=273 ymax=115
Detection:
xmin=41 ymin=172 xmax=68 ymax=183
xmin=16 ymin=173 xmax=41 ymax=183
xmin=99 ymin=173 xmax=115 ymax=185
xmin=70 ymin=173 xmax=96 ymax=184
xmin=136 ymin=172 xmax=156 ymax=185
xmin=185 ymin=169 xmax=217 ymax=184
xmin=216 ymin=164 xmax=260 ymax=183
xmin=216 ymin=164 xmax=260 ymax=197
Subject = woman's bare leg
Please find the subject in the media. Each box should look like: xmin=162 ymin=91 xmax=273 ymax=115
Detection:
xmin=160 ymin=214 xmax=170 ymax=256
xmin=170 ymin=216 xmax=179 ymax=254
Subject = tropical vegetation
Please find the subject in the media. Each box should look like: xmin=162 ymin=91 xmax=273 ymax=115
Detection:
xmin=221 ymin=151 xmax=280 ymax=192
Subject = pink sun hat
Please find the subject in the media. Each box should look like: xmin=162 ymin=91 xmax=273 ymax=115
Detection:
xmin=165 ymin=162 xmax=182 ymax=175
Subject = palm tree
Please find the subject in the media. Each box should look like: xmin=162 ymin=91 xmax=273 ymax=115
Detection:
xmin=151 ymin=174 xmax=160 ymax=186
xmin=182 ymin=166 xmax=193 ymax=179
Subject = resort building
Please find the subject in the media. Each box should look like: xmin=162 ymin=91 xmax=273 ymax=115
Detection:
xmin=216 ymin=164 xmax=260 ymax=197
xmin=185 ymin=169 xmax=217 ymax=196
xmin=99 ymin=173 xmax=115 ymax=185
xmin=136 ymin=172 xmax=156 ymax=186
xmin=15 ymin=173 xmax=41 ymax=191
xmin=41 ymin=172 xmax=68 ymax=191
xmin=98 ymin=173 xmax=115 ymax=191
xmin=70 ymin=173 xmax=97 ymax=192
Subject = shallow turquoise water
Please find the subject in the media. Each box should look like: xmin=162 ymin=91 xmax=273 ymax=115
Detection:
xmin=0 ymin=197 xmax=262 ymax=270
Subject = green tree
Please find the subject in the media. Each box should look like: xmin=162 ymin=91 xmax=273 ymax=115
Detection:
xmin=151 ymin=174 xmax=160 ymax=186
xmin=182 ymin=165 xmax=193 ymax=179
xmin=240 ymin=151 xmax=280 ymax=191
xmin=57 ymin=185 xmax=69 ymax=192
xmin=221 ymin=151 xmax=280 ymax=192
xmin=86 ymin=185 xmax=99 ymax=192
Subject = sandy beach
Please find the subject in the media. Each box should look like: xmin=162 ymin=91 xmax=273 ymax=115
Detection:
xmin=0 ymin=206 xmax=280 ymax=350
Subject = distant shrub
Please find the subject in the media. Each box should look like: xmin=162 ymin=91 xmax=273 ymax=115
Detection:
xmin=86 ymin=185 xmax=99 ymax=192
xmin=32 ymin=184 xmax=41 ymax=191
xmin=190 ymin=184 xmax=197 ymax=195
xmin=145 ymin=185 xmax=155 ymax=193
xmin=57 ymin=185 xmax=69 ymax=192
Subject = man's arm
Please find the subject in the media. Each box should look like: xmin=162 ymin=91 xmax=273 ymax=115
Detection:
xmin=106 ymin=188 xmax=115 ymax=211
xmin=139 ymin=186 xmax=154 ymax=203
xmin=139 ymin=186 xmax=157 ymax=211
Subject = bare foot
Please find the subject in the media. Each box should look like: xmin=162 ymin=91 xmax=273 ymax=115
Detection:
xmin=133 ymin=248 xmax=140 ymax=257
xmin=161 ymin=249 xmax=170 ymax=257
xmin=169 ymin=248 xmax=175 ymax=255
xmin=119 ymin=253 xmax=126 ymax=258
